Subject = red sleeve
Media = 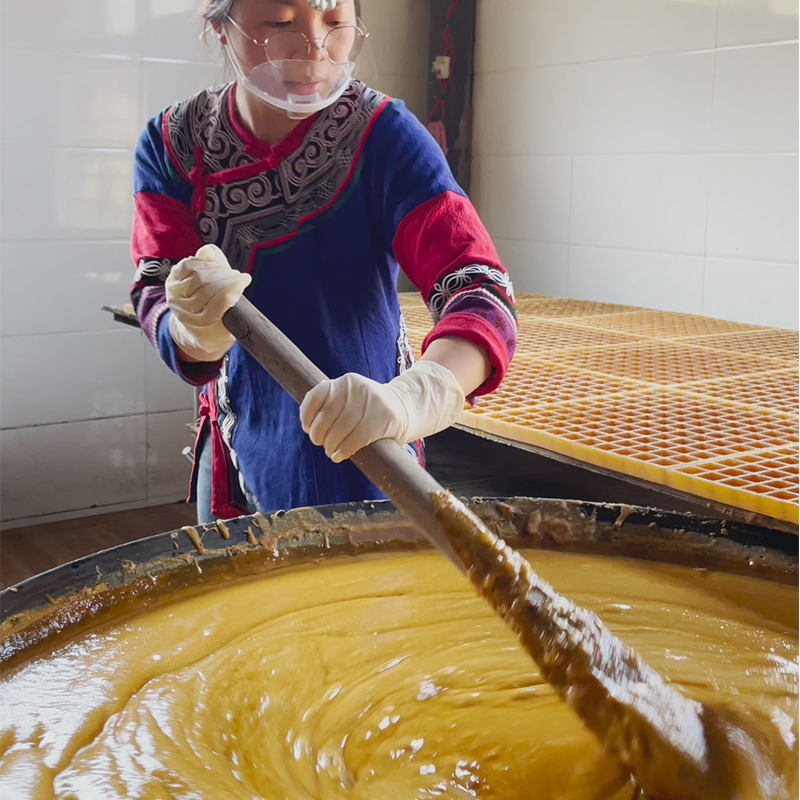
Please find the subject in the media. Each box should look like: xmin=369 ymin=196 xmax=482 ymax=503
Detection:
xmin=131 ymin=114 xmax=219 ymax=386
xmin=393 ymin=192 xmax=504 ymax=295
xmin=392 ymin=191 xmax=517 ymax=395
xmin=131 ymin=193 xmax=204 ymax=265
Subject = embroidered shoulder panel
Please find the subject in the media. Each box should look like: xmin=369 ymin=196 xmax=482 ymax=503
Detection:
xmin=164 ymin=81 xmax=387 ymax=271
xmin=165 ymin=83 xmax=257 ymax=177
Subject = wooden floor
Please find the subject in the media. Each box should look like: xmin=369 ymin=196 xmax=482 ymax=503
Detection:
xmin=0 ymin=503 xmax=196 ymax=589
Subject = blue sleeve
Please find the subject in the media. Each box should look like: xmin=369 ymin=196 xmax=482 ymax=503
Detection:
xmin=133 ymin=111 xmax=194 ymax=206
xmin=364 ymin=99 xmax=466 ymax=254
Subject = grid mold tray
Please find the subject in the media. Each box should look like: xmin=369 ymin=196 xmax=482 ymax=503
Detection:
xmin=399 ymin=294 xmax=799 ymax=525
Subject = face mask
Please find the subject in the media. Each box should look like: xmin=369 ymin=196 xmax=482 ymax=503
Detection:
xmin=224 ymin=40 xmax=355 ymax=120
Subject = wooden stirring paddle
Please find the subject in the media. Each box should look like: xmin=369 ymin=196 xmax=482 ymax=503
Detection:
xmin=223 ymin=297 xmax=794 ymax=800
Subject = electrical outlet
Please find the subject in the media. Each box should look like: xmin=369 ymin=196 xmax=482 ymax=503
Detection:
xmin=432 ymin=55 xmax=451 ymax=80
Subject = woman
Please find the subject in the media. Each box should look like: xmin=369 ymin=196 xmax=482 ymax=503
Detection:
xmin=131 ymin=0 xmax=517 ymax=523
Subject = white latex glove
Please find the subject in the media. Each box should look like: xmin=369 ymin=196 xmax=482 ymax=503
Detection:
xmin=299 ymin=361 xmax=465 ymax=463
xmin=166 ymin=244 xmax=251 ymax=362
xmin=307 ymin=0 xmax=337 ymax=9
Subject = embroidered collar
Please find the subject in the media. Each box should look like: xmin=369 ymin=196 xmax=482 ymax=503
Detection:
xmin=226 ymin=84 xmax=319 ymax=165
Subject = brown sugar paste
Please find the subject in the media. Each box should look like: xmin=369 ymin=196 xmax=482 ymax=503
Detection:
xmin=0 ymin=549 xmax=797 ymax=799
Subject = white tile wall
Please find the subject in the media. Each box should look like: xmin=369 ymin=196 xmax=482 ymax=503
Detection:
xmin=706 ymin=155 xmax=799 ymax=262
xmin=147 ymin=409 xmax=195 ymax=504
xmin=494 ymin=240 xmax=570 ymax=296
xmin=472 ymin=52 xmax=717 ymax=159
xmin=0 ymin=416 xmax=147 ymax=523
xmin=471 ymin=155 xmax=572 ymax=242
xmin=358 ymin=0 xmax=429 ymax=121
xmin=0 ymin=146 xmax=134 ymax=241
xmin=0 ymin=51 xmax=142 ymax=148
xmin=711 ymin=43 xmax=798 ymax=153
xmin=0 ymin=331 xmax=146 ymax=429
xmin=0 ymin=241 xmax=131 ymax=336
xmin=568 ymin=247 xmax=705 ymax=314
xmin=570 ymin=155 xmax=710 ymax=254
xmin=140 ymin=0 xmax=207 ymax=62
xmin=475 ymin=0 xmax=719 ymax=73
xmin=704 ymin=257 xmax=799 ymax=328
xmin=143 ymin=58 xmax=220 ymax=119
xmin=0 ymin=0 xmax=141 ymax=55
xmin=571 ymin=53 xmax=715 ymax=155
xmin=472 ymin=66 xmax=577 ymax=156
xmin=360 ymin=0 xmax=428 ymax=80
xmin=717 ymin=0 xmax=799 ymax=46
xmin=473 ymin=0 xmax=799 ymax=330
xmin=0 ymin=0 xmax=429 ymax=526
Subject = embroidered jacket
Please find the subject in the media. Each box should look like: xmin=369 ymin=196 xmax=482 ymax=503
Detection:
xmin=131 ymin=80 xmax=517 ymax=518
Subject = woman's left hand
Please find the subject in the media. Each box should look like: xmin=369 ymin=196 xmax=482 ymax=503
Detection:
xmin=299 ymin=362 xmax=465 ymax=463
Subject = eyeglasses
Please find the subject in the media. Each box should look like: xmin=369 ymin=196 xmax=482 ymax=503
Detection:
xmin=225 ymin=16 xmax=368 ymax=66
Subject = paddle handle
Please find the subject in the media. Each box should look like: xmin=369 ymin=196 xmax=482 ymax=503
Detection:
xmin=222 ymin=297 xmax=461 ymax=567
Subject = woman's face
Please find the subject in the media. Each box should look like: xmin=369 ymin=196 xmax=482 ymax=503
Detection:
xmin=226 ymin=0 xmax=358 ymax=98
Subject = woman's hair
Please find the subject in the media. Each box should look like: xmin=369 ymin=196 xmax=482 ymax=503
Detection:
xmin=200 ymin=0 xmax=234 ymax=29
xmin=200 ymin=0 xmax=362 ymax=29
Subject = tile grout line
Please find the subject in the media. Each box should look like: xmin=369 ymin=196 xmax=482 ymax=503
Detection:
xmin=456 ymin=236 xmax=799 ymax=267
xmin=701 ymin=0 xmax=723 ymax=317
xmin=472 ymin=38 xmax=800 ymax=76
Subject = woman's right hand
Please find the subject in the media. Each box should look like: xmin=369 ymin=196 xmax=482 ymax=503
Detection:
xmin=165 ymin=244 xmax=252 ymax=362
